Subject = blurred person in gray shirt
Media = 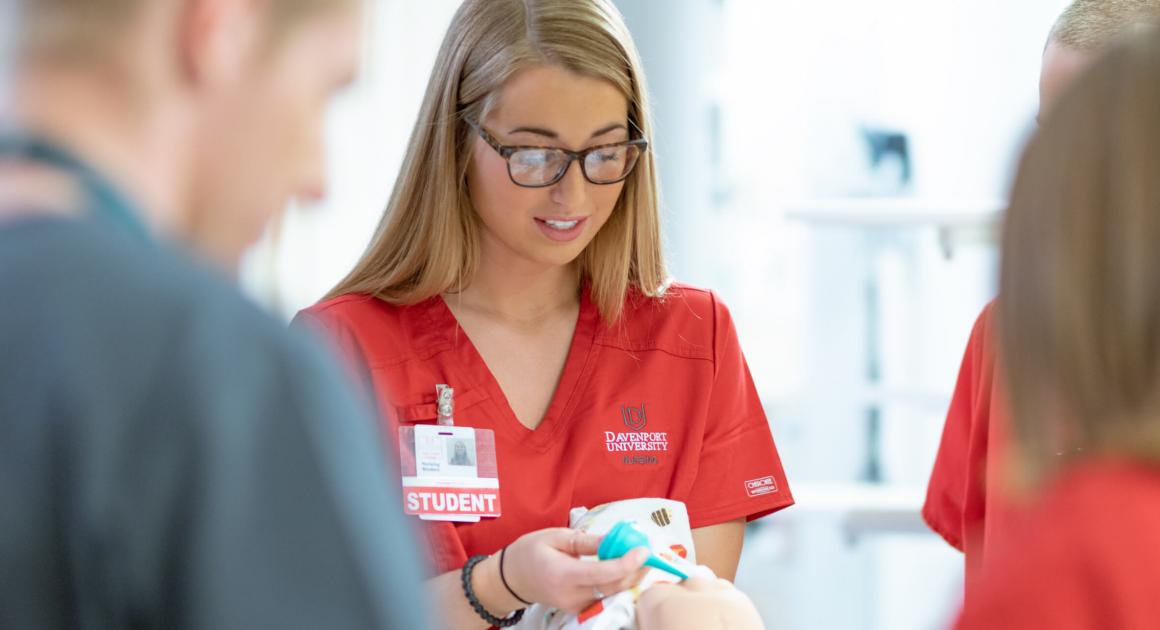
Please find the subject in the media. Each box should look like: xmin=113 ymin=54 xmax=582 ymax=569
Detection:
xmin=0 ymin=1 xmax=429 ymax=628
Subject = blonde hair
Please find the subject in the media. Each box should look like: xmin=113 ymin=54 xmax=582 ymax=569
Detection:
xmin=326 ymin=0 xmax=667 ymax=324
xmin=18 ymin=0 xmax=349 ymax=60
xmin=1000 ymin=28 xmax=1160 ymax=485
xmin=1050 ymin=0 xmax=1160 ymax=51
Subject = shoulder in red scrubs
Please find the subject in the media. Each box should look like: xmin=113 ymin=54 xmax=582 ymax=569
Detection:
xmin=923 ymin=300 xmax=1023 ymax=590
xmin=296 ymin=282 xmax=794 ymax=574
xmin=955 ymin=460 xmax=1160 ymax=630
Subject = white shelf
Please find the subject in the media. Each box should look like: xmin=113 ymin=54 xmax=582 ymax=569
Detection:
xmin=858 ymin=385 xmax=952 ymax=412
xmin=783 ymin=482 xmax=930 ymax=538
xmin=790 ymin=482 xmax=925 ymax=513
xmin=782 ymin=197 xmax=1004 ymax=228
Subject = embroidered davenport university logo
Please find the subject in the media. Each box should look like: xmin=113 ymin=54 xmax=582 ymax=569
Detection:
xmin=621 ymin=403 xmax=647 ymax=430
xmin=606 ymin=403 xmax=669 ymax=459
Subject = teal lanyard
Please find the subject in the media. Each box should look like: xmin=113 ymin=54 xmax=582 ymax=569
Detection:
xmin=0 ymin=133 xmax=151 ymax=243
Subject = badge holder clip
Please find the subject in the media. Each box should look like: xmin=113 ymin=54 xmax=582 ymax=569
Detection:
xmin=397 ymin=384 xmax=501 ymax=522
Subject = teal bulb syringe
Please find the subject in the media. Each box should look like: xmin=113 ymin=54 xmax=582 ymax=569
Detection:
xmin=596 ymin=520 xmax=689 ymax=581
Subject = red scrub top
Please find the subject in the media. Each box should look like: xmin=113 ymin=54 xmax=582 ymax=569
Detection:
xmin=296 ymin=283 xmax=794 ymax=574
xmin=923 ymin=301 xmax=1021 ymax=590
xmin=955 ymin=460 xmax=1160 ymax=630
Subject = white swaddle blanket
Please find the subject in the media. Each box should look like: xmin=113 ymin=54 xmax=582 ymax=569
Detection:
xmin=516 ymin=498 xmax=715 ymax=630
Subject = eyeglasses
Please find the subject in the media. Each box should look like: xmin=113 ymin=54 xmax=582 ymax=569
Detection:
xmin=469 ymin=122 xmax=648 ymax=188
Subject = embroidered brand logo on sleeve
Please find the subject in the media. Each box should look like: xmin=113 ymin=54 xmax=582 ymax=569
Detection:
xmin=745 ymin=476 xmax=778 ymax=497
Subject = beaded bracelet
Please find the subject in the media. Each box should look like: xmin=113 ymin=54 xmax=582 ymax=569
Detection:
xmin=461 ymin=554 xmax=525 ymax=627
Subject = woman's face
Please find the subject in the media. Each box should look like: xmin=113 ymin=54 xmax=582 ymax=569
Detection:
xmin=467 ymin=64 xmax=631 ymax=273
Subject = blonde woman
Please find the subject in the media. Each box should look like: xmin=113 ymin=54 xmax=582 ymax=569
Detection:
xmin=296 ymin=0 xmax=792 ymax=626
xmin=956 ymin=28 xmax=1160 ymax=629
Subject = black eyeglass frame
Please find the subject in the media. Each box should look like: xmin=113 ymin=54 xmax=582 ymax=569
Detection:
xmin=468 ymin=121 xmax=649 ymax=188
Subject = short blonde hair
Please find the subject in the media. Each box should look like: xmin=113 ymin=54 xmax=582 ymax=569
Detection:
xmin=1050 ymin=0 xmax=1160 ymax=51
xmin=1000 ymin=28 xmax=1160 ymax=485
xmin=18 ymin=0 xmax=349 ymax=60
xmin=325 ymin=0 xmax=667 ymax=324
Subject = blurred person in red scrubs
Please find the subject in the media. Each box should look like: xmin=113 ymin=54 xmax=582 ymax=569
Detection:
xmin=956 ymin=26 xmax=1160 ymax=629
xmin=924 ymin=0 xmax=1160 ymax=593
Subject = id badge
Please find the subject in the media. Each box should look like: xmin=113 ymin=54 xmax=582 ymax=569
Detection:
xmin=398 ymin=424 xmax=501 ymax=522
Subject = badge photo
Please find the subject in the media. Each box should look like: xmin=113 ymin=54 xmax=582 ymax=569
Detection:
xmin=398 ymin=424 xmax=501 ymax=522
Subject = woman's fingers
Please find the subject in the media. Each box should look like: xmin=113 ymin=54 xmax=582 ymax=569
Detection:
xmin=567 ymin=531 xmax=604 ymax=557
xmin=507 ymin=527 xmax=669 ymax=613
xmin=572 ymin=546 xmax=649 ymax=585
xmin=591 ymin=562 xmax=652 ymax=602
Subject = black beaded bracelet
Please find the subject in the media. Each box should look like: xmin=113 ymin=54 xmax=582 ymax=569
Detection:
xmin=461 ymin=554 xmax=525 ymax=627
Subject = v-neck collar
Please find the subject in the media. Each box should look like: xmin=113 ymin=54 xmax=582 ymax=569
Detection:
xmin=422 ymin=286 xmax=601 ymax=452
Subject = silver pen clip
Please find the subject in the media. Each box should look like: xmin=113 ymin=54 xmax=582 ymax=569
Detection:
xmin=435 ymin=384 xmax=454 ymax=426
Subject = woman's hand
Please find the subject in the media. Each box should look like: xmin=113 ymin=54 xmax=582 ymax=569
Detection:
xmin=502 ymin=527 xmax=650 ymax=613
xmin=429 ymin=527 xmax=650 ymax=628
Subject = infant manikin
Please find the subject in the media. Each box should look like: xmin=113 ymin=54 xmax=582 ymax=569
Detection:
xmin=516 ymin=498 xmax=763 ymax=630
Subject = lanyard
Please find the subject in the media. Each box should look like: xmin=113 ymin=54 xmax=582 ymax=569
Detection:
xmin=0 ymin=133 xmax=151 ymax=243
